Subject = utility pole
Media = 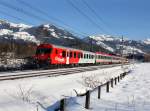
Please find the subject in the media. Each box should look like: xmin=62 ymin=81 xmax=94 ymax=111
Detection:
xmin=121 ymin=35 xmax=124 ymax=68
xmin=132 ymin=46 xmax=135 ymax=65
xmin=90 ymin=37 xmax=93 ymax=52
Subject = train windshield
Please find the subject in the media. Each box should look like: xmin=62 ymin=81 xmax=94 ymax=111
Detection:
xmin=36 ymin=48 xmax=52 ymax=54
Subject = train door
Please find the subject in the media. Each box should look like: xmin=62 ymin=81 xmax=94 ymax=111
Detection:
xmin=66 ymin=50 xmax=69 ymax=64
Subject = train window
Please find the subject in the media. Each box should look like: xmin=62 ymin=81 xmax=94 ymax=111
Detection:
xmin=36 ymin=48 xmax=52 ymax=54
xmin=91 ymin=55 xmax=94 ymax=59
xmin=55 ymin=49 xmax=58 ymax=54
xmin=84 ymin=54 xmax=86 ymax=58
xmin=86 ymin=54 xmax=89 ymax=59
xmin=62 ymin=51 xmax=66 ymax=57
xmin=70 ymin=52 xmax=72 ymax=58
xmin=89 ymin=54 xmax=91 ymax=59
xmin=74 ymin=52 xmax=76 ymax=58
xmin=78 ymin=53 xmax=80 ymax=58
xmin=81 ymin=53 xmax=83 ymax=58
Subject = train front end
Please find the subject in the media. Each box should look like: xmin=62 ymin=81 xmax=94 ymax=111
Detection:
xmin=34 ymin=44 xmax=52 ymax=67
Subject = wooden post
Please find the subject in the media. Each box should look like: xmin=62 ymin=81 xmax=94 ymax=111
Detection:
xmin=118 ymin=76 xmax=120 ymax=82
xmin=98 ymin=86 xmax=101 ymax=99
xmin=60 ymin=98 xmax=65 ymax=111
xmin=123 ymin=73 xmax=126 ymax=78
xmin=124 ymin=72 xmax=126 ymax=77
xmin=85 ymin=91 xmax=90 ymax=109
xmin=106 ymin=81 xmax=109 ymax=92
xmin=120 ymin=74 xmax=122 ymax=80
xmin=115 ymin=77 xmax=117 ymax=85
xmin=111 ymin=78 xmax=113 ymax=88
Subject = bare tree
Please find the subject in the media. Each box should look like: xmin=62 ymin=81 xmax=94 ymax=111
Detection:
xmin=81 ymin=74 xmax=102 ymax=89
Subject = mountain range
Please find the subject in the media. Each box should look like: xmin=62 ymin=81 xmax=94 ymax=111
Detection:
xmin=0 ymin=20 xmax=149 ymax=58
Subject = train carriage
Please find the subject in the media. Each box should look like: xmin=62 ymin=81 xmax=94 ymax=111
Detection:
xmin=34 ymin=43 xmax=128 ymax=67
xmin=35 ymin=44 xmax=95 ymax=66
xmin=95 ymin=52 xmax=113 ymax=64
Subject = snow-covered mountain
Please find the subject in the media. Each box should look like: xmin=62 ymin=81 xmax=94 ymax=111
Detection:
xmin=0 ymin=20 xmax=38 ymax=43
xmin=0 ymin=20 xmax=82 ymax=46
xmin=0 ymin=19 xmax=150 ymax=58
xmin=0 ymin=20 xmax=109 ymax=58
xmin=84 ymin=36 xmax=114 ymax=52
xmin=84 ymin=35 xmax=150 ymax=55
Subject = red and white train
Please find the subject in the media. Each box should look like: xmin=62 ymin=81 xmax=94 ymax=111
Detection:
xmin=34 ymin=43 xmax=127 ymax=67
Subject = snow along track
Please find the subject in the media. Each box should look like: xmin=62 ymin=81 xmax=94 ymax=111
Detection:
xmin=0 ymin=64 xmax=126 ymax=81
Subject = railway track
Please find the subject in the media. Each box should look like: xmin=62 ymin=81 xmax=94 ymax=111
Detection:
xmin=0 ymin=64 xmax=128 ymax=81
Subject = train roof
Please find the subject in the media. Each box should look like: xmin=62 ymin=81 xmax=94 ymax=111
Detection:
xmin=96 ymin=52 xmax=122 ymax=58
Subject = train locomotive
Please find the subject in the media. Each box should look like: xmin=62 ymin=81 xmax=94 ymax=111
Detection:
xmin=34 ymin=43 xmax=127 ymax=67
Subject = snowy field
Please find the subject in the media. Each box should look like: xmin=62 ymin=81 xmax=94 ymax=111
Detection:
xmin=67 ymin=63 xmax=150 ymax=111
xmin=0 ymin=63 xmax=144 ymax=111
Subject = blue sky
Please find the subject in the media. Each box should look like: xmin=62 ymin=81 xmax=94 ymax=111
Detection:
xmin=0 ymin=0 xmax=150 ymax=40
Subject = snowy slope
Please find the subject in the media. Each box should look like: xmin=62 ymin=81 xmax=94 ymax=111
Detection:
xmin=0 ymin=20 xmax=39 ymax=43
xmin=12 ymin=32 xmax=39 ymax=43
xmin=143 ymin=38 xmax=150 ymax=45
xmin=0 ymin=29 xmax=13 ymax=35
xmin=90 ymin=34 xmax=121 ymax=41
xmin=85 ymin=36 xmax=114 ymax=52
xmin=89 ymin=34 xmax=129 ymax=42
xmin=0 ymin=20 xmax=31 ymax=31
xmin=116 ymin=45 xmax=145 ymax=54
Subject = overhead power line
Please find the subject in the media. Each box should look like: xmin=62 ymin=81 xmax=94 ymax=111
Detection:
xmin=0 ymin=0 xmax=88 ymax=37
xmin=15 ymin=0 xmax=89 ymax=37
xmin=15 ymin=0 xmax=67 ymax=25
xmin=0 ymin=10 xmax=33 ymax=24
xmin=0 ymin=0 xmax=49 ymax=22
xmin=81 ymin=0 xmax=114 ymax=33
xmin=66 ymin=0 xmax=107 ymax=33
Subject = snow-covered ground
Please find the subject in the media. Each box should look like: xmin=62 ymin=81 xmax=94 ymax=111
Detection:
xmin=67 ymin=63 xmax=150 ymax=111
xmin=4 ymin=63 xmax=150 ymax=111
xmin=0 ymin=64 xmax=131 ymax=111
